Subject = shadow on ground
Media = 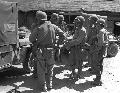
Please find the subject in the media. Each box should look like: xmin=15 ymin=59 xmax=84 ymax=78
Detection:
xmin=52 ymin=65 xmax=97 ymax=93
xmin=0 ymin=64 xmax=98 ymax=93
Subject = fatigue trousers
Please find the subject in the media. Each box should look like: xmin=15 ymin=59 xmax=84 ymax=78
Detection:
xmin=89 ymin=51 xmax=99 ymax=73
xmin=88 ymin=53 xmax=92 ymax=66
xmin=31 ymin=46 xmax=38 ymax=77
xmin=37 ymin=60 xmax=54 ymax=89
xmin=88 ymin=45 xmax=100 ymax=72
xmin=69 ymin=46 xmax=83 ymax=78
xmin=36 ymin=48 xmax=55 ymax=89
xmin=94 ymin=46 xmax=105 ymax=81
xmin=22 ymin=46 xmax=32 ymax=71
xmin=54 ymin=48 xmax=60 ymax=64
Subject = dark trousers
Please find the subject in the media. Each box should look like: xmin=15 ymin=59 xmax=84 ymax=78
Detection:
xmin=36 ymin=48 xmax=55 ymax=89
xmin=94 ymin=47 xmax=104 ymax=81
xmin=22 ymin=46 xmax=32 ymax=70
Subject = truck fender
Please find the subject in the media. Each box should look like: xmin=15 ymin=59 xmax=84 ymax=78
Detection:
xmin=107 ymin=43 xmax=119 ymax=57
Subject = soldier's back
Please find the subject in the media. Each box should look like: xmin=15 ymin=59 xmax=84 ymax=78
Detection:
xmin=34 ymin=21 xmax=56 ymax=46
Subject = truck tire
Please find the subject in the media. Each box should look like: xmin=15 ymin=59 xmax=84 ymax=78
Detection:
xmin=107 ymin=43 xmax=119 ymax=57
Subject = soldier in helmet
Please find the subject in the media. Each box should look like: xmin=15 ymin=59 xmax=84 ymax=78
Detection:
xmin=86 ymin=15 xmax=99 ymax=72
xmin=65 ymin=16 xmax=87 ymax=79
xmin=29 ymin=11 xmax=65 ymax=91
xmin=50 ymin=13 xmax=59 ymax=26
xmin=49 ymin=13 xmax=60 ymax=62
xmin=57 ymin=14 xmax=69 ymax=63
xmin=91 ymin=18 xmax=108 ymax=85
xmin=58 ymin=15 xmax=68 ymax=33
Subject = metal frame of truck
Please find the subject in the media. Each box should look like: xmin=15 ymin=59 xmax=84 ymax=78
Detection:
xmin=0 ymin=1 xmax=19 ymax=72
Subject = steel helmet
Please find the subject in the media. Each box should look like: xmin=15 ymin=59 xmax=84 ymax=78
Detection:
xmin=88 ymin=15 xmax=99 ymax=23
xmin=74 ymin=16 xmax=85 ymax=24
xmin=59 ymin=15 xmax=64 ymax=21
xmin=36 ymin=11 xmax=47 ymax=20
xmin=96 ymin=18 xmax=106 ymax=27
xmin=51 ymin=13 xmax=59 ymax=21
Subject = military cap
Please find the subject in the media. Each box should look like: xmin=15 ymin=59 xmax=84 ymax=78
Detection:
xmin=36 ymin=11 xmax=47 ymax=20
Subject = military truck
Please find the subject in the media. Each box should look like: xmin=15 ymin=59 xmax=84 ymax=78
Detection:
xmin=0 ymin=1 xmax=18 ymax=71
xmin=107 ymin=33 xmax=119 ymax=57
xmin=0 ymin=1 xmax=31 ymax=72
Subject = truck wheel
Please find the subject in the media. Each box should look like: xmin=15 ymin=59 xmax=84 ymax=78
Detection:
xmin=107 ymin=43 xmax=119 ymax=57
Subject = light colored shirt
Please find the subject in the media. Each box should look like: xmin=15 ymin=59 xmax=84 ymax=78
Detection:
xmin=69 ymin=27 xmax=87 ymax=46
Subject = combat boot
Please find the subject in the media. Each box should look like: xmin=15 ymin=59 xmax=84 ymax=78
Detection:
xmin=39 ymin=84 xmax=47 ymax=92
xmin=92 ymin=75 xmax=102 ymax=86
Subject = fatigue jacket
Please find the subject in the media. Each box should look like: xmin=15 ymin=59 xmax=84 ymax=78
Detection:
xmin=29 ymin=21 xmax=65 ymax=65
xmin=69 ymin=27 xmax=87 ymax=47
xmin=87 ymin=26 xmax=98 ymax=45
xmin=68 ymin=27 xmax=87 ymax=66
xmin=89 ymin=28 xmax=108 ymax=54
xmin=29 ymin=21 xmax=65 ymax=46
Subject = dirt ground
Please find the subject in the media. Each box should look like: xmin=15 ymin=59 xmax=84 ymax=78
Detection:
xmin=0 ymin=50 xmax=120 ymax=93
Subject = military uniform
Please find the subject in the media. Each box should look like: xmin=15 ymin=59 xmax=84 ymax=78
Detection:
xmin=91 ymin=18 xmax=108 ymax=85
xmin=87 ymin=26 xmax=98 ymax=73
xmin=86 ymin=15 xmax=99 ymax=71
xmin=66 ymin=16 xmax=87 ymax=79
xmin=58 ymin=15 xmax=69 ymax=63
xmin=29 ymin=11 xmax=64 ymax=91
xmin=58 ymin=15 xmax=68 ymax=33
xmin=50 ymin=13 xmax=59 ymax=26
xmin=22 ymin=23 xmax=38 ymax=75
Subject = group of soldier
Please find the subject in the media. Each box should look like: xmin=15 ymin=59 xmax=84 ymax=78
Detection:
xmin=23 ymin=10 xmax=108 ymax=92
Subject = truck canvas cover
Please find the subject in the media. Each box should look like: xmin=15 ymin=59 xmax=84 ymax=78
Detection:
xmin=0 ymin=1 xmax=18 ymax=46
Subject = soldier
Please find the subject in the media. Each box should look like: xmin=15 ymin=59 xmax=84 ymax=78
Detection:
xmin=50 ymin=13 xmax=61 ymax=63
xmin=50 ymin=13 xmax=59 ymax=26
xmin=21 ymin=17 xmax=39 ymax=75
xmin=86 ymin=15 xmax=99 ymax=72
xmin=58 ymin=15 xmax=68 ymax=34
xmin=29 ymin=11 xmax=65 ymax=91
xmin=57 ymin=14 xmax=69 ymax=63
xmin=66 ymin=16 xmax=87 ymax=79
xmin=22 ymin=18 xmax=38 ymax=77
xmin=91 ymin=18 xmax=108 ymax=85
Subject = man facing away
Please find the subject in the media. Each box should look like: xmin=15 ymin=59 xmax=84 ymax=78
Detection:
xmin=29 ymin=11 xmax=65 ymax=91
